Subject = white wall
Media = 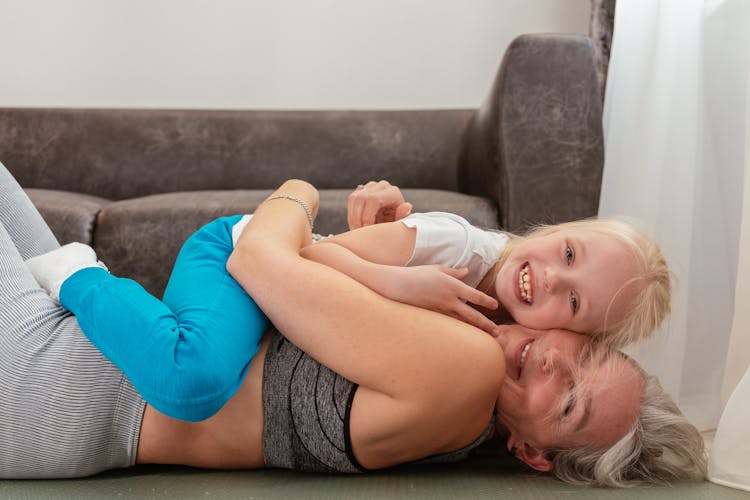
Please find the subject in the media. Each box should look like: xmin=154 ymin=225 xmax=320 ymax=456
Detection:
xmin=0 ymin=0 xmax=589 ymax=109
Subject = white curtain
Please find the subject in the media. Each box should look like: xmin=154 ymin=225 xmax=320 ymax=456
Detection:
xmin=599 ymin=0 xmax=750 ymax=489
xmin=709 ymin=33 xmax=750 ymax=490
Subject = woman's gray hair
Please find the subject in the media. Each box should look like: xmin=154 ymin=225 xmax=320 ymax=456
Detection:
xmin=550 ymin=363 xmax=707 ymax=487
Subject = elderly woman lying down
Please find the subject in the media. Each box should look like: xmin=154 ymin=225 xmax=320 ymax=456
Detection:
xmin=0 ymin=164 xmax=705 ymax=486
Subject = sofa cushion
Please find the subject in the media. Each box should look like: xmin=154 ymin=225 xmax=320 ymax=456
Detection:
xmin=400 ymin=189 xmax=500 ymax=229
xmin=95 ymin=189 xmax=499 ymax=297
xmin=25 ymin=188 xmax=111 ymax=246
xmin=94 ymin=190 xmax=262 ymax=297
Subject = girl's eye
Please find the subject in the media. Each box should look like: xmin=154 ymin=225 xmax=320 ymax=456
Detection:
xmin=570 ymin=292 xmax=579 ymax=314
xmin=565 ymin=245 xmax=574 ymax=265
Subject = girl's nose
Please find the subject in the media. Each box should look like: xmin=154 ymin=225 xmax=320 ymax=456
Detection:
xmin=543 ymin=266 xmax=561 ymax=293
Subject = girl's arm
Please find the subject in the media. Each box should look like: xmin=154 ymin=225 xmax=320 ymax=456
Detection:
xmin=311 ymin=219 xmax=417 ymax=266
xmin=300 ymin=221 xmax=499 ymax=333
xmin=346 ymin=179 xmax=413 ymax=230
xmin=300 ymin=238 xmax=499 ymax=333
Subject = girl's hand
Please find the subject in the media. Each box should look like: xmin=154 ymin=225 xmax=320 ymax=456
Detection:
xmin=347 ymin=180 xmax=413 ymax=230
xmin=380 ymin=265 xmax=499 ymax=335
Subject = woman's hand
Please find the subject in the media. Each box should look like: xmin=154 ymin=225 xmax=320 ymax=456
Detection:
xmin=347 ymin=180 xmax=412 ymax=230
xmin=379 ymin=265 xmax=499 ymax=335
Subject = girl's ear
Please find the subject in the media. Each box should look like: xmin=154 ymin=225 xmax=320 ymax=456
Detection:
xmin=514 ymin=442 xmax=553 ymax=472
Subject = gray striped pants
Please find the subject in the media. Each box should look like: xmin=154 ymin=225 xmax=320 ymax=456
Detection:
xmin=0 ymin=162 xmax=145 ymax=478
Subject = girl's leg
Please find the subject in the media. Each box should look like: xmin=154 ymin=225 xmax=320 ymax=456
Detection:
xmin=59 ymin=216 xmax=269 ymax=422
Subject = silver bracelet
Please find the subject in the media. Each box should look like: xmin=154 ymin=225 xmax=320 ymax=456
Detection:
xmin=266 ymin=194 xmax=314 ymax=230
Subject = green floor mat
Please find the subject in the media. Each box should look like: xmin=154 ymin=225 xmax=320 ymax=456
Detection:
xmin=1 ymin=457 xmax=745 ymax=500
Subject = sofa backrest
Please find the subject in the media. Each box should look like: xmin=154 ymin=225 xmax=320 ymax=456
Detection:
xmin=0 ymin=107 xmax=472 ymax=200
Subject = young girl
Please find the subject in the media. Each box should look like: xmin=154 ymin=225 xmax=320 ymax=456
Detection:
xmin=26 ymin=181 xmax=670 ymax=422
xmin=299 ymin=209 xmax=671 ymax=348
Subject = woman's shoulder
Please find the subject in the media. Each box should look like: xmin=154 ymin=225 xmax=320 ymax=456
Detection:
xmin=349 ymin=331 xmax=504 ymax=469
xmin=350 ymin=381 xmax=499 ymax=470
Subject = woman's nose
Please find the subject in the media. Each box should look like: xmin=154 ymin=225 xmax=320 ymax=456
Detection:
xmin=540 ymin=348 xmax=558 ymax=375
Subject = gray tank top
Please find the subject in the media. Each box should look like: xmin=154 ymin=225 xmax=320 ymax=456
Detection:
xmin=262 ymin=329 xmax=495 ymax=473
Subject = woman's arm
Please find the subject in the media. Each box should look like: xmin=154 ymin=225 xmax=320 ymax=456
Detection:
xmin=227 ymin=180 xmax=503 ymax=401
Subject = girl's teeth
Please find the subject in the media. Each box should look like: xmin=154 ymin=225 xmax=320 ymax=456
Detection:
xmin=519 ymin=264 xmax=532 ymax=303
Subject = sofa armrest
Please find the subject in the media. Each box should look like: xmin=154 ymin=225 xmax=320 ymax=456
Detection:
xmin=458 ymin=34 xmax=605 ymax=233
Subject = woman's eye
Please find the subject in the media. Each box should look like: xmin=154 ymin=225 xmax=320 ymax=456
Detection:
xmin=563 ymin=393 xmax=575 ymax=417
xmin=570 ymin=292 xmax=579 ymax=314
xmin=565 ymin=245 xmax=574 ymax=265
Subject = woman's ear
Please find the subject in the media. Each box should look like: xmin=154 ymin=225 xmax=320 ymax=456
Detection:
xmin=514 ymin=442 xmax=553 ymax=472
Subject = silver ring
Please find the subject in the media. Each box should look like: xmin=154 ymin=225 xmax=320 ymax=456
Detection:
xmin=357 ymin=184 xmax=366 ymax=191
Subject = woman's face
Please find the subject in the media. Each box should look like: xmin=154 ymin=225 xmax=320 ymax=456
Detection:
xmin=494 ymin=228 xmax=641 ymax=335
xmin=492 ymin=325 xmax=643 ymax=472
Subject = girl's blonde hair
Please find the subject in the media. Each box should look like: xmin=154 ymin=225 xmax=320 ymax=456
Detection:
xmin=495 ymin=218 xmax=672 ymax=349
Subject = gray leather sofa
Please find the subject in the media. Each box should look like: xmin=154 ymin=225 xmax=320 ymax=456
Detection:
xmin=0 ymin=34 xmax=604 ymax=299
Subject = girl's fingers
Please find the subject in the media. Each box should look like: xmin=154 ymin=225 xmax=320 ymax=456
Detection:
xmin=455 ymin=303 xmax=498 ymax=335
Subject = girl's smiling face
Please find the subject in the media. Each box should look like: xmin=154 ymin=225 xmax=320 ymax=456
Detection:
xmin=495 ymin=228 xmax=642 ymax=335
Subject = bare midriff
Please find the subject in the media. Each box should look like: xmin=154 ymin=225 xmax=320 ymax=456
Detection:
xmin=135 ymin=333 xmax=272 ymax=469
